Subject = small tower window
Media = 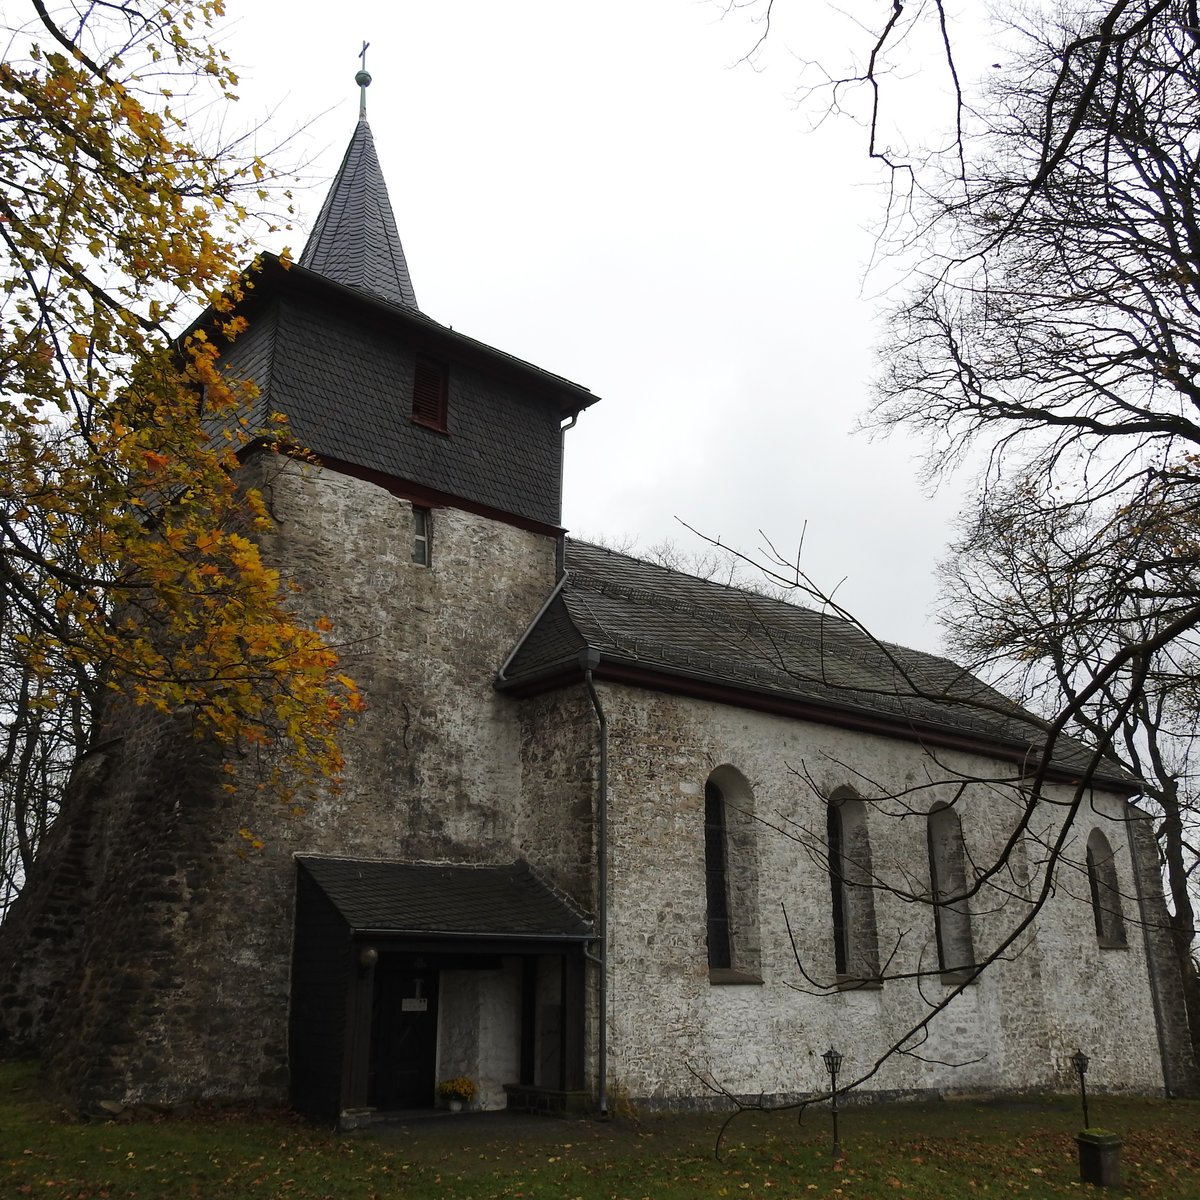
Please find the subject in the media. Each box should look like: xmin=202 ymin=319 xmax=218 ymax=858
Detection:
xmin=412 ymin=357 xmax=448 ymax=430
xmin=412 ymin=506 xmax=431 ymax=566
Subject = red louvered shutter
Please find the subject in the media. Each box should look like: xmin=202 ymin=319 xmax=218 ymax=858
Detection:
xmin=412 ymin=358 xmax=448 ymax=430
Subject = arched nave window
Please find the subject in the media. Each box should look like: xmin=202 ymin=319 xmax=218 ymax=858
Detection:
xmin=704 ymin=767 xmax=761 ymax=982
xmin=1086 ymin=827 xmax=1128 ymax=948
xmin=827 ymin=789 xmax=881 ymax=983
xmin=927 ymin=803 xmax=975 ymax=980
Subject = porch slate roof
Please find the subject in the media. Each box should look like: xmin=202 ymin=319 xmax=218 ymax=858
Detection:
xmin=498 ymin=540 xmax=1135 ymax=791
xmin=297 ymin=856 xmax=593 ymax=939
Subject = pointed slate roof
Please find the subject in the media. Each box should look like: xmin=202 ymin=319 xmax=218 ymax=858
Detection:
xmin=497 ymin=540 xmax=1136 ymax=790
xmin=299 ymin=118 xmax=419 ymax=309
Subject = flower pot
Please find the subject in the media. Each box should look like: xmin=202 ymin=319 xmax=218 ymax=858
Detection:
xmin=1076 ymin=1130 xmax=1122 ymax=1188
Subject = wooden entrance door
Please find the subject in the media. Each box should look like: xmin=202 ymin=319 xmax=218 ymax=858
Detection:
xmin=368 ymin=960 xmax=439 ymax=1109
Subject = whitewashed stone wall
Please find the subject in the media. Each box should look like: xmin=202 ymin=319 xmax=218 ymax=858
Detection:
xmin=595 ymin=683 xmax=1165 ymax=1105
xmin=516 ymin=689 xmax=598 ymax=900
xmin=477 ymin=961 xmax=524 ymax=1107
xmin=247 ymin=456 xmax=560 ymax=862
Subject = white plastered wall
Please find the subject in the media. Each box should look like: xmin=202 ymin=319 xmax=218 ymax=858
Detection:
xmin=598 ymin=683 xmax=1162 ymax=1104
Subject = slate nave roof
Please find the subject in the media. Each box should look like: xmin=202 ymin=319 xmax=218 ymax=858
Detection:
xmin=498 ymin=539 xmax=1134 ymax=792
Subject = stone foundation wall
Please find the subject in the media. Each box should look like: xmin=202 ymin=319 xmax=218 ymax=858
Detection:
xmin=0 ymin=748 xmax=108 ymax=1054
xmin=0 ymin=698 xmax=263 ymax=1107
xmin=56 ymin=705 xmax=297 ymax=1106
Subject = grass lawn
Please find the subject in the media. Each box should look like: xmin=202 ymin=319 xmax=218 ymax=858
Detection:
xmin=3 ymin=1059 xmax=1199 ymax=1198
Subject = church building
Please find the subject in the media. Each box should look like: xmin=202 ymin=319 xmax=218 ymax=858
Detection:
xmin=0 ymin=78 xmax=1195 ymax=1122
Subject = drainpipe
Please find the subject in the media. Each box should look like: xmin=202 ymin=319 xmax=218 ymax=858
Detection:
xmin=558 ymin=413 xmax=578 ymax=516
xmin=557 ymin=414 xmax=578 ymax=579
xmin=582 ymin=652 xmax=609 ymax=1118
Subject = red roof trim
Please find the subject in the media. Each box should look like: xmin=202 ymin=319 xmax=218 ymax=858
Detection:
xmin=312 ymin=454 xmax=565 ymax=539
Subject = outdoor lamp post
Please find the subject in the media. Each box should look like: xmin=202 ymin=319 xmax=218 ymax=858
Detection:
xmin=1071 ymin=1049 xmax=1091 ymax=1129
xmin=822 ymin=1046 xmax=844 ymax=1160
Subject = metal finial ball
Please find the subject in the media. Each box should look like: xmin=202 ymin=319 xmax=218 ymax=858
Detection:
xmin=355 ymin=69 xmax=372 ymax=88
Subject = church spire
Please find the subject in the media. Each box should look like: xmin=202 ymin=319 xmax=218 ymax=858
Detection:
xmin=298 ymin=51 xmax=419 ymax=311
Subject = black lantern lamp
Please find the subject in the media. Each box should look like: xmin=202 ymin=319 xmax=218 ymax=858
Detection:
xmin=822 ymin=1046 xmax=844 ymax=1160
xmin=1071 ymin=1049 xmax=1091 ymax=1129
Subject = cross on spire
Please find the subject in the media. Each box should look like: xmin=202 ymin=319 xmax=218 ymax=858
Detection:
xmin=355 ymin=41 xmax=371 ymax=121
xmin=298 ymin=42 xmax=419 ymax=310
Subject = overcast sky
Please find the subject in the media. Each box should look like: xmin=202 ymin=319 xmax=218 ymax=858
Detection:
xmin=218 ymin=1 xmax=978 ymax=655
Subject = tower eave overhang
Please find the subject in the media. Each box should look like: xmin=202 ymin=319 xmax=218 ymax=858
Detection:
xmin=187 ymin=253 xmax=598 ymax=420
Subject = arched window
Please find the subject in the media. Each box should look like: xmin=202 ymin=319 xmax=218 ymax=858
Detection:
xmin=927 ymin=803 xmax=975 ymax=979
xmin=827 ymin=789 xmax=880 ymax=983
xmin=704 ymin=777 xmax=732 ymax=970
xmin=704 ymin=767 xmax=761 ymax=981
xmin=1086 ymin=828 xmax=1127 ymax=948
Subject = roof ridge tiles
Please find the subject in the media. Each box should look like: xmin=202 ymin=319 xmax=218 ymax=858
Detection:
xmin=296 ymin=852 xmax=510 ymax=870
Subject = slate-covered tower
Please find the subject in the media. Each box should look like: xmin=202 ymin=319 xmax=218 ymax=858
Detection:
xmin=0 ymin=89 xmax=602 ymax=1115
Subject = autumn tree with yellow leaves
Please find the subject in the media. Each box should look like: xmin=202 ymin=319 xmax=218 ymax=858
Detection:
xmin=0 ymin=1 xmax=360 ymax=911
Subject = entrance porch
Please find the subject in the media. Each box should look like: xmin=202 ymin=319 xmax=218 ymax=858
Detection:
xmin=288 ymin=856 xmax=592 ymax=1122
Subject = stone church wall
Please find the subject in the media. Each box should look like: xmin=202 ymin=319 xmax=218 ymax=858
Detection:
xmin=516 ymin=687 xmax=598 ymax=903
xmin=242 ymin=454 xmax=560 ymax=864
xmin=1126 ymin=811 xmax=1200 ymax=1096
xmin=0 ymin=749 xmax=107 ymax=1056
xmin=0 ymin=698 xmax=264 ymax=1105
xmin=1 ymin=456 xmax=568 ymax=1107
xmin=4 ymin=452 xmax=1187 ymax=1108
xmin=595 ymin=682 xmax=1169 ymax=1105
